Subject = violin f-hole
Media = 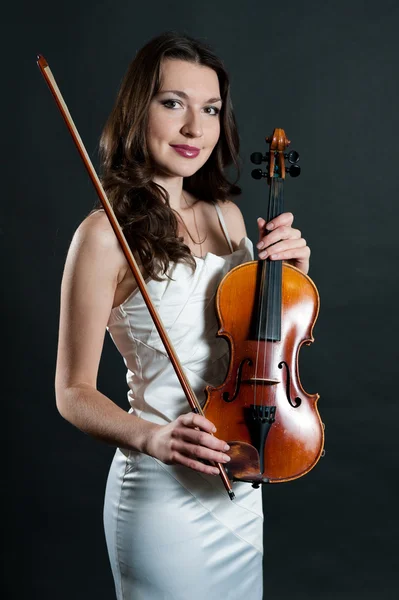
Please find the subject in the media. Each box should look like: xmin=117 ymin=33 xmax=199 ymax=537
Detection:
xmin=222 ymin=358 xmax=252 ymax=402
xmin=278 ymin=361 xmax=301 ymax=407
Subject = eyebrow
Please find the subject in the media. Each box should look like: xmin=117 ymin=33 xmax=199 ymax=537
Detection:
xmin=157 ymin=90 xmax=222 ymax=104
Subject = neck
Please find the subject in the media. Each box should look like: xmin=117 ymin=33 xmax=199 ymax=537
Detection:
xmin=152 ymin=173 xmax=188 ymax=210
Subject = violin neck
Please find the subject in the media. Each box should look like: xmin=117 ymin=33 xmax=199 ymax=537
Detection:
xmin=267 ymin=178 xmax=284 ymax=222
xmin=256 ymin=178 xmax=284 ymax=342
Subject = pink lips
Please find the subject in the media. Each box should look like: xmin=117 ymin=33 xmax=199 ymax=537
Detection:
xmin=170 ymin=144 xmax=200 ymax=159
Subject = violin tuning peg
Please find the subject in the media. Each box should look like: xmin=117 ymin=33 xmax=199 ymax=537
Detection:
xmin=251 ymin=168 xmax=267 ymax=180
xmin=287 ymin=164 xmax=301 ymax=177
xmin=285 ymin=150 xmax=300 ymax=164
xmin=250 ymin=152 xmax=266 ymax=165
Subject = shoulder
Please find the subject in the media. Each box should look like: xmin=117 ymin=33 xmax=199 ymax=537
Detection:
xmin=73 ymin=209 xmax=119 ymax=248
xmin=67 ymin=210 xmax=127 ymax=282
xmin=216 ymin=199 xmax=247 ymax=247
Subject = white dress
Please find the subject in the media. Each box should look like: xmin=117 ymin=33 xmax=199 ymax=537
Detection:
xmin=104 ymin=205 xmax=263 ymax=600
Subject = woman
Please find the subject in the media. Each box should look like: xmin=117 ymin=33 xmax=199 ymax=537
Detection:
xmin=55 ymin=32 xmax=310 ymax=599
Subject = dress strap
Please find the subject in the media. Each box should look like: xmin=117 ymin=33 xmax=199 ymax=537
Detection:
xmin=214 ymin=203 xmax=234 ymax=253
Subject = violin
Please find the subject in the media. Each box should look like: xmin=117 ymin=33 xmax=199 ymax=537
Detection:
xmin=204 ymin=129 xmax=324 ymax=487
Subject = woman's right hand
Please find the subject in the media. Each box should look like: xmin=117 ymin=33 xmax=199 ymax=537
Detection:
xmin=145 ymin=413 xmax=231 ymax=475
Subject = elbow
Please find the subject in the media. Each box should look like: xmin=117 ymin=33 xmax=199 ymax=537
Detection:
xmin=55 ymin=381 xmax=84 ymax=423
xmin=55 ymin=385 xmax=72 ymax=421
xmin=55 ymin=380 xmax=96 ymax=425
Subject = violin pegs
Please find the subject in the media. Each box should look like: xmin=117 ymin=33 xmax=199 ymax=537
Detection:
xmin=285 ymin=150 xmax=300 ymax=164
xmin=251 ymin=168 xmax=267 ymax=179
xmin=250 ymin=152 xmax=267 ymax=165
xmin=287 ymin=164 xmax=301 ymax=177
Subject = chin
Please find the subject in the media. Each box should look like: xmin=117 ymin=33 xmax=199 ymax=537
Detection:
xmin=159 ymin=158 xmax=209 ymax=179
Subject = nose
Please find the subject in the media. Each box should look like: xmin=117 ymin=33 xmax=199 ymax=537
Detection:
xmin=181 ymin=109 xmax=203 ymax=138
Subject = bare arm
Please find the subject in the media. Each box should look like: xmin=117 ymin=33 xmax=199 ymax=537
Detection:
xmin=55 ymin=211 xmax=156 ymax=452
xmin=55 ymin=212 xmax=230 ymax=473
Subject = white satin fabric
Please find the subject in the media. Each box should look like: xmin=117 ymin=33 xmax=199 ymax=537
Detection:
xmin=104 ymin=217 xmax=263 ymax=599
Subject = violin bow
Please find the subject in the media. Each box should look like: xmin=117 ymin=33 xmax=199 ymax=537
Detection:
xmin=37 ymin=55 xmax=234 ymax=501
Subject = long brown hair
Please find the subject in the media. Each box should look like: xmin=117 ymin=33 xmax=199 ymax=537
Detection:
xmin=99 ymin=31 xmax=241 ymax=279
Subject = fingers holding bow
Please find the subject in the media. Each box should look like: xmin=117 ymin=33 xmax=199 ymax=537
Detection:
xmin=146 ymin=412 xmax=231 ymax=476
xmin=256 ymin=212 xmax=310 ymax=275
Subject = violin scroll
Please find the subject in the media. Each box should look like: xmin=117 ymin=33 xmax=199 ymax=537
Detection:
xmin=250 ymin=128 xmax=301 ymax=180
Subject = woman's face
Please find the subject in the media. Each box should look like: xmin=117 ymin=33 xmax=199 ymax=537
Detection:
xmin=147 ymin=59 xmax=222 ymax=180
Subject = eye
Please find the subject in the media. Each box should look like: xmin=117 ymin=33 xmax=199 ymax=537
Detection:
xmin=161 ymin=99 xmax=182 ymax=109
xmin=204 ymin=106 xmax=220 ymax=116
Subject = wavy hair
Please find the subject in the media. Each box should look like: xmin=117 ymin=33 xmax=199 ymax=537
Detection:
xmin=99 ymin=31 xmax=241 ymax=279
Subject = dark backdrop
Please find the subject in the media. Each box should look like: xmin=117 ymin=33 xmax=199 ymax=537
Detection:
xmin=3 ymin=1 xmax=399 ymax=598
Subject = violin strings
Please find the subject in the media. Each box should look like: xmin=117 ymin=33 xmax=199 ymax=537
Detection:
xmin=272 ymin=180 xmax=283 ymax=412
xmin=256 ymin=179 xmax=273 ymax=411
xmin=265 ymin=179 xmax=276 ymax=411
xmin=253 ymin=255 xmax=265 ymax=408
xmin=264 ymin=179 xmax=283 ymax=414
xmin=254 ymin=176 xmax=283 ymax=422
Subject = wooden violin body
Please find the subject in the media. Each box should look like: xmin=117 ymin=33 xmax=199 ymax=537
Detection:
xmin=204 ymin=261 xmax=323 ymax=484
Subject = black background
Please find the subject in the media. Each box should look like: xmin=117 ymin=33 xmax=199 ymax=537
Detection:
xmin=3 ymin=1 xmax=399 ymax=598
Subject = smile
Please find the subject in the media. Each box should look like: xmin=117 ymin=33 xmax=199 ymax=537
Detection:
xmin=170 ymin=145 xmax=200 ymax=159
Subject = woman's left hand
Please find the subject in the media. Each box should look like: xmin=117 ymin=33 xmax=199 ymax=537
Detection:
xmin=256 ymin=212 xmax=310 ymax=275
